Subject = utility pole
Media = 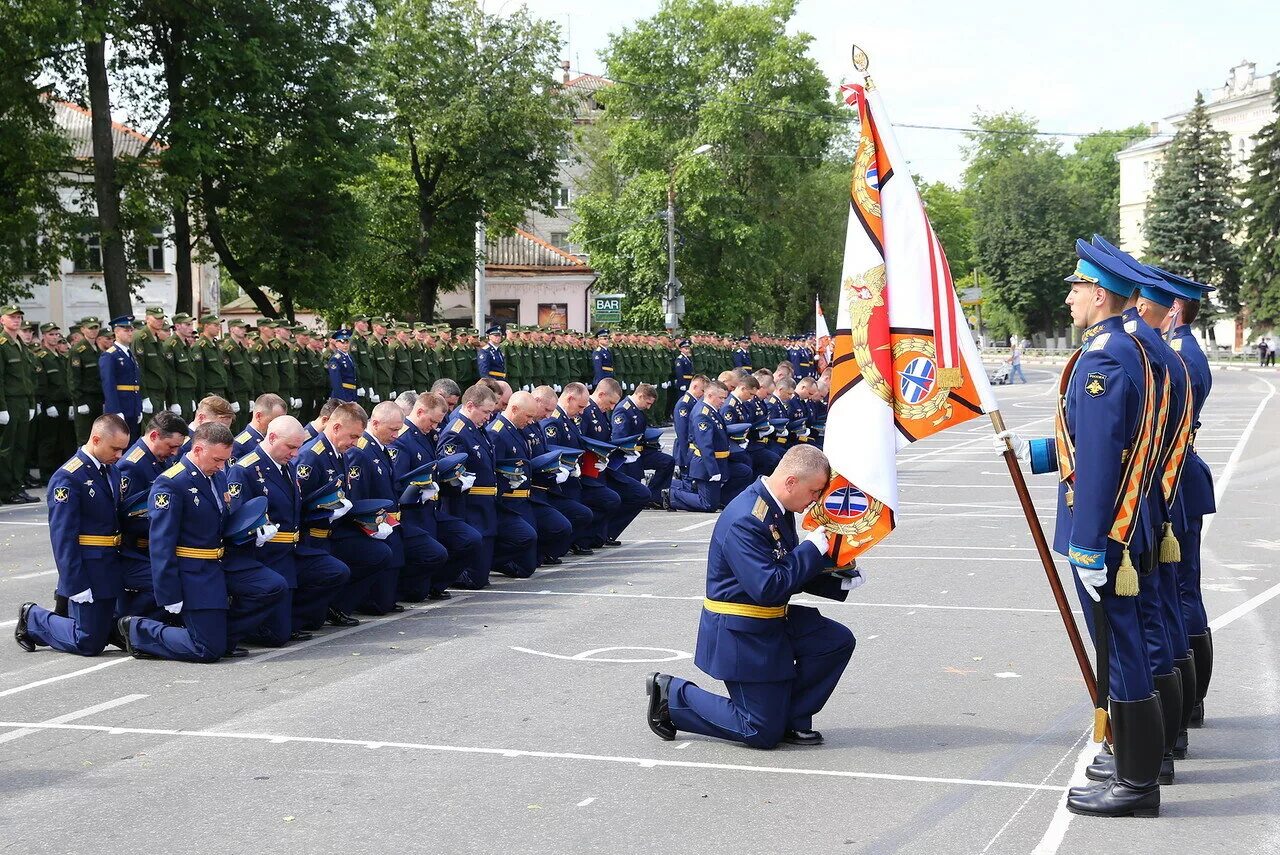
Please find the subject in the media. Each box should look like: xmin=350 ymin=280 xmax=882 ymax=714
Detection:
xmin=473 ymin=219 xmax=486 ymax=331
xmin=665 ymin=176 xmax=678 ymax=331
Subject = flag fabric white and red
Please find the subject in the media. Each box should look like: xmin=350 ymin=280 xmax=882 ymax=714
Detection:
xmin=815 ymin=296 xmax=832 ymax=371
xmin=804 ymin=78 xmax=1000 ymax=567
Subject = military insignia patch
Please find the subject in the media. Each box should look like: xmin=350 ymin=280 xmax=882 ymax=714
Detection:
xmin=752 ymin=497 xmax=769 ymax=521
xmin=154 ymin=492 xmax=171 ymax=509
xmin=388 ymin=447 xmax=398 ymax=459
xmin=442 ymin=443 xmax=458 ymax=455
xmin=698 ymin=421 xmax=709 ymax=431
xmin=119 ymin=476 xmax=129 ymax=496
xmin=348 ymin=465 xmax=360 ymax=480
xmin=53 ymin=487 xmax=69 ymax=503
xmin=1084 ymin=372 xmax=1106 ymax=398
xmin=126 ymin=447 xmax=145 ymax=463
xmin=546 ymin=426 xmax=557 ymax=437
xmin=297 ymin=464 xmax=311 ymax=479
xmin=228 ymin=483 xmax=241 ymax=497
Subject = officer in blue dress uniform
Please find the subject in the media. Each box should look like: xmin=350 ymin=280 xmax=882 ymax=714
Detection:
xmin=541 ymin=383 xmax=617 ymax=553
xmin=581 ymin=379 xmax=649 ymax=544
xmin=326 ymin=330 xmax=358 ymax=402
xmin=999 ymin=240 xmax=1167 ymax=818
xmin=115 ymin=411 xmax=190 ymax=619
xmin=227 ymin=415 xmax=349 ymax=638
xmin=100 ymin=315 xmax=143 ymax=440
xmin=648 ymin=446 xmax=856 ymax=748
xmin=524 ymin=391 xmax=594 ymax=553
xmin=490 ymin=391 xmax=570 ymax=569
xmin=477 ymin=324 xmax=508 ymax=381
xmin=732 ymin=336 xmax=752 ymax=370
xmin=671 ymin=375 xmax=706 ymax=477
xmin=230 ymin=394 xmax=287 ymax=463
xmin=1155 ymin=269 xmax=1216 ymax=729
xmin=671 ymin=339 xmax=694 ymax=415
xmin=720 ymin=376 xmax=779 ymax=477
xmin=16 ymin=415 xmax=131 ymax=656
xmin=392 ymin=391 xmax=483 ymax=599
xmin=591 ymin=330 xmax=614 ymax=387
xmin=611 ymin=383 xmax=674 ymax=506
xmin=670 ymin=381 xmax=752 ymax=512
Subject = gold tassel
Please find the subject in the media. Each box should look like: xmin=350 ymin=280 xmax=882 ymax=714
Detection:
xmin=1093 ymin=707 xmax=1109 ymax=743
xmin=1115 ymin=548 xmax=1140 ymax=597
xmin=1159 ymin=522 xmax=1182 ymax=563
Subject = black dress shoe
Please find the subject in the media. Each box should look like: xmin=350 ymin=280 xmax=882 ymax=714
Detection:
xmin=645 ymin=501 xmax=665 ymax=511
xmin=225 ymin=647 xmax=250 ymax=658
xmin=117 ymin=616 xmax=152 ymax=659
xmin=646 ymin=672 xmax=677 ymax=740
xmin=290 ymin=630 xmax=314 ymax=641
xmin=782 ymin=728 xmax=824 ymax=746
xmin=389 ymin=603 xmax=405 ymax=613
xmin=603 ymin=537 xmax=622 ymax=547
xmin=542 ymin=555 xmax=563 ymax=565
xmin=13 ymin=490 xmax=38 ymax=503
xmin=15 ymin=603 xmax=37 ymax=652
xmin=569 ymin=545 xmax=594 ymax=556
xmin=327 ymin=608 xmax=360 ymax=627
xmin=108 ymin=617 xmax=128 ymax=651
xmin=427 ymin=590 xmax=452 ymax=601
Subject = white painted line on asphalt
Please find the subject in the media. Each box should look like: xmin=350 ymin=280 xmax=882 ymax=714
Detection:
xmin=5 ymin=569 xmax=55 ymax=581
xmin=1206 ymin=374 xmax=1275 ymax=526
xmin=674 ymin=742 xmax=691 ymax=750
xmin=510 ymin=645 xmax=691 ymax=663
xmin=0 ymin=720 xmax=1068 ymax=792
xmin=0 ymin=520 xmax=49 ymax=526
xmin=576 ymin=797 xmax=596 ymax=807
xmin=677 ymin=518 xmax=718 ymax=532
xmin=1209 ymin=581 xmax=1280 ymax=632
xmin=0 ymin=693 xmax=146 ymax=745
xmin=0 ymin=657 xmax=131 ymax=700
xmin=0 ymin=619 xmax=15 ymax=629
xmin=980 ymin=728 xmax=1089 ymax=855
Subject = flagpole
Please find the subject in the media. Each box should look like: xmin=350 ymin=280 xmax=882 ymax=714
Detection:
xmin=989 ymin=408 xmax=1106 ymax=729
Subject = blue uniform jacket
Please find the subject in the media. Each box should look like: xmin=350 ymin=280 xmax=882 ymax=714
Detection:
xmin=610 ymin=396 xmax=647 ymax=441
xmin=438 ymin=414 xmax=498 ymax=535
xmin=295 ymin=433 xmax=347 ymax=554
xmin=672 ymin=353 xmax=693 ymax=395
xmin=148 ymin=455 xmax=229 ymax=610
xmin=227 ymin=449 xmax=302 ymax=585
xmin=343 ymin=431 xmax=397 ymax=519
xmin=592 ymin=347 xmax=614 ymax=385
xmin=231 ymin=424 xmax=265 ymax=464
xmin=117 ymin=439 xmax=168 ymax=559
xmin=392 ymin=420 xmax=446 ymax=537
xmin=672 ymin=391 xmax=698 ymax=470
xmin=327 ymin=351 xmax=358 ymax=401
xmin=487 ymin=413 xmax=532 ymax=511
xmin=100 ymin=343 xmax=142 ymax=423
xmin=696 ymin=479 xmax=846 ymax=682
xmin=541 ymin=406 xmax=587 ymax=502
xmin=1170 ymin=326 xmax=1215 ymax=520
xmin=686 ymin=400 xmax=732 ymax=481
xmin=477 ymin=344 xmax=507 ymax=380
xmin=47 ymin=450 xmax=123 ymax=599
xmin=732 ymin=349 xmax=752 ymax=370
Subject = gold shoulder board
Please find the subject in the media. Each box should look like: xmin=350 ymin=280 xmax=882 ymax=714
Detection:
xmin=751 ymin=497 xmax=768 ymax=521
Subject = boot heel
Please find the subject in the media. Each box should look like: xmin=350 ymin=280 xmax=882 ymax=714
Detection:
xmin=1132 ymin=806 xmax=1160 ymax=818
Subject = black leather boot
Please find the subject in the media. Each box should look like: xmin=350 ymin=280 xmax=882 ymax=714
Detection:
xmin=1188 ymin=631 xmax=1212 ymax=727
xmin=1154 ymin=672 xmax=1181 ymax=783
xmin=1067 ymin=695 xmax=1162 ymax=818
xmin=1172 ymin=655 xmax=1196 ymax=758
xmin=1084 ymin=739 xmax=1114 ymax=783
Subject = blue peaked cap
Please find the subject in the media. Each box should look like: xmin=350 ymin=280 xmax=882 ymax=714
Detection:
xmin=1067 ymin=239 xmax=1160 ymax=298
xmin=225 ymin=496 xmax=270 ymax=545
xmin=1090 ymin=235 xmax=1181 ymax=307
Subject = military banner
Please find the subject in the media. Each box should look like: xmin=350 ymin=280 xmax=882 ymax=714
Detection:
xmin=805 ymin=75 xmax=1000 ymax=567
xmin=815 ymin=295 xmax=831 ymax=372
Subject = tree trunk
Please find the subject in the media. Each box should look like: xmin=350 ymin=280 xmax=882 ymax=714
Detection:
xmin=157 ymin=17 xmax=194 ymax=316
xmin=416 ymin=273 xmax=437 ymax=322
xmin=172 ymin=197 xmax=194 ymax=314
xmin=83 ymin=0 xmax=131 ymax=317
xmin=201 ymin=174 xmax=278 ymax=317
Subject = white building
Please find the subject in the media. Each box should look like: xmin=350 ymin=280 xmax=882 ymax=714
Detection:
xmin=13 ymin=101 xmax=217 ymax=330
xmin=1117 ymin=60 xmax=1277 ymax=349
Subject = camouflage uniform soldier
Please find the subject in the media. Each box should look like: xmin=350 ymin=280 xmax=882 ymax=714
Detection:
xmin=133 ymin=307 xmax=171 ymax=421
xmin=388 ymin=323 xmax=415 ymax=395
xmin=250 ymin=320 xmax=281 ymax=398
xmin=273 ymin=324 xmax=300 ymax=413
xmin=34 ymin=323 xmax=74 ymax=481
xmin=223 ymin=319 xmax=255 ymax=429
xmin=369 ymin=318 xmax=394 ymax=402
xmin=193 ymin=314 xmax=233 ymax=402
xmin=68 ymin=317 xmax=105 ymax=445
xmin=164 ymin=312 xmax=200 ymax=420
xmin=0 ymin=306 xmax=40 ymax=501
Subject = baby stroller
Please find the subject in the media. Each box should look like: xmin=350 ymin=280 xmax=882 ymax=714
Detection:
xmin=988 ymin=362 xmax=1012 ymax=385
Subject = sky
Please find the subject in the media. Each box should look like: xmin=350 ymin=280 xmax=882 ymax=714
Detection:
xmin=514 ymin=0 xmax=1279 ymax=184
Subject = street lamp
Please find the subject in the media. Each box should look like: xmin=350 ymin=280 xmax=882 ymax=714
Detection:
xmin=665 ymin=144 xmax=713 ymax=331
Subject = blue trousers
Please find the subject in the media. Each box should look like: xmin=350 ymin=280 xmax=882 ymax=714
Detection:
xmin=1011 ymin=363 xmax=1027 ymax=383
xmin=548 ymin=495 xmax=593 ymax=549
xmin=434 ymin=515 xmax=483 ymax=592
xmin=397 ymin=526 xmax=449 ymax=602
xmin=225 ymin=563 xmax=290 ymax=648
xmin=332 ymin=536 xmax=393 ymax=613
xmin=1134 ymin=555 xmax=1177 ymax=676
xmin=116 ymin=554 xmax=164 ymax=620
xmin=669 ymin=477 xmax=720 ymax=512
xmin=532 ymin=502 xmax=574 ymax=560
xmin=130 ymin=607 xmax=228 ymax=663
xmin=492 ymin=510 xmax=539 ymax=578
xmin=1159 ymin=560 xmax=1189 ymax=657
xmin=747 ymin=446 xmax=781 ymax=478
xmin=579 ymin=483 xmax=620 ymax=547
xmin=604 ymin=470 xmax=650 ymax=540
xmin=26 ymin=598 xmax=118 ymax=656
xmin=668 ymin=612 xmax=855 ymax=748
xmin=624 ymin=449 xmax=674 ymax=496
xmin=1178 ymin=518 xmax=1208 ymax=635
xmin=1074 ymin=552 xmax=1154 ymax=701
xmin=293 ymin=552 xmax=351 ymax=631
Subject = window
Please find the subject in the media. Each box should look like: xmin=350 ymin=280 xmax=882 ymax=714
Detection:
xmin=557 ymin=141 xmax=572 ymax=164
xmin=74 ymin=232 xmax=102 ymax=272
xmin=538 ymin=303 xmax=568 ymax=330
xmin=550 ymin=231 xmax=569 ymax=250
xmin=552 ymin=186 xmax=571 ymax=210
xmin=489 ymin=300 xmax=520 ymax=326
xmin=136 ymin=228 xmax=165 ymax=271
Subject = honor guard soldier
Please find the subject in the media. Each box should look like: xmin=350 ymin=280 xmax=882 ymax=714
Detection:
xmin=591 ymin=329 xmax=614 ymax=387
xmin=15 ymin=415 xmax=131 ymax=656
xmin=648 ymin=446 xmax=857 ymax=748
xmin=477 ymin=324 xmax=507 ymax=381
xmin=669 ymin=381 xmax=752 ymax=512
xmin=327 ymin=329 xmax=359 ymax=401
xmin=581 ymin=379 xmax=650 ymax=544
xmin=672 ymin=339 xmax=694 ymax=415
xmin=116 ymin=411 xmax=190 ymax=619
xmin=998 ymin=241 xmax=1168 ymax=818
xmin=732 ymin=335 xmax=753 ymax=370
xmin=1 ymin=305 xmax=40 ymax=502
xmin=672 ymin=374 xmax=707 ymax=478
xmin=611 ymin=383 xmax=674 ymax=506
xmin=233 ymin=393 xmax=287 ymax=462
xmin=100 ymin=316 xmax=143 ymax=440
xmin=228 ymin=415 xmax=348 ymax=638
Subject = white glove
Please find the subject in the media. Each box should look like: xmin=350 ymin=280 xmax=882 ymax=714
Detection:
xmin=1074 ymin=565 xmax=1107 ymax=602
xmin=805 ymin=526 xmax=830 ymax=554
xmin=709 ymin=473 xmax=722 ymax=482
xmin=993 ymin=430 xmax=1030 ymax=462
xmin=0 ymin=411 xmax=9 ymax=426
xmin=70 ymin=588 xmax=94 ymax=604
xmin=67 ymin=409 xmax=75 ymax=420
xmin=458 ymin=473 xmax=477 ymax=492
xmin=77 ymin=404 xmax=91 ymax=415
xmin=142 ymin=398 xmax=154 ymax=414
xmin=329 ymin=496 xmax=353 ymax=522
xmin=841 ymin=569 xmax=868 ymax=590
xmin=624 ymin=452 xmax=640 ymax=463
xmin=389 ymin=391 xmax=398 ymax=399
xmin=504 ymin=474 xmax=528 ymax=488
xmin=254 ymin=523 xmax=280 ymax=548
xmin=776 ymin=428 xmax=789 ymax=438
xmin=190 ymin=400 xmax=196 ymax=412
xmin=114 ymin=413 xmax=125 ymax=421
xmin=231 ymin=401 xmax=241 ymax=413
xmin=372 ymin=521 xmax=393 ymax=540
xmin=45 ymin=406 xmax=59 ymax=418
xmin=357 ymin=387 xmax=366 ymax=396
xmin=737 ymin=440 xmax=749 ymax=450
xmin=370 ymin=392 xmax=381 ymax=403
xmin=571 ymin=463 xmax=581 ymax=478
xmin=168 ymin=403 xmax=182 ymax=414
xmin=28 ymin=408 xmax=36 ymax=420
xmin=796 ymin=428 xmax=810 ymax=439
xmin=553 ymin=384 xmax=562 ymax=392
xmin=419 ymin=483 xmax=440 ymax=503
xmin=554 ymin=467 xmax=570 ymax=484
xmin=293 ymin=398 xmax=302 ymax=409
xmin=164 ymin=601 xmax=183 ymax=614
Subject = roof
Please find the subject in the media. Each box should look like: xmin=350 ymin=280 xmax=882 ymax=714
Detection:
xmin=486 ymin=228 xmax=593 ymax=274
xmin=562 ymin=74 xmax=611 ymax=96
xmin=1117 ymin=134 xmax=1172 ymax=158
xmin=51 ymin=100 xmax=162 ymax=160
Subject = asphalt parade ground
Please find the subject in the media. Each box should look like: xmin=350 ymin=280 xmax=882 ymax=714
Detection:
xmin=1 ymin=368 xmax=1277 ymax=854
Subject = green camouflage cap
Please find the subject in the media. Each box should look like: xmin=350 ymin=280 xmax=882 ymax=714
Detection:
xmin=412 ymin=322 xmax=430 ymax=331
xmin=0 ymin=304 xmax=25 ymax=316
xmin=131 ymin=319 xmax=145 ymax=329
xmin=39 ymin=321 xmax=61 ymax=334
xmin=227 ymin=319 xmax=247 ymax=328
xmin=145 ymin=306 xmax=166 ymax=318
xmin=351 ymin=314 xmax=370 ymax=323
xmin=198 ymin=313 xmax=220 ymax=325
xmin=171 ymin=312 xmax=193 ymax=324
xmin=370 ymin=316 xmax=387 ymax=326
xmin=78 ymin=316 xmax=101 ymax=329
xmin=21 ymin=319 xmax=37 ymax=331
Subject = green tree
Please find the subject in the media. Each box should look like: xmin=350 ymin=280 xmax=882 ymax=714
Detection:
xmin=962 ymin=110 xmax=1056 ymax=195
xmin=918 ymin=178 xmax=975 ymax=280
xmin=573 ymin=0 xmax=838 ymax=333
xmin=1064 ymin=124 xmax=1149 ymax=238
xmin=351 ymin=0 xmax=570 ymax=320
xmin=1241 ymin=74 xmax=1280 ymax=330
xmin=1143 ymin=92 xmax=1242 ymax=317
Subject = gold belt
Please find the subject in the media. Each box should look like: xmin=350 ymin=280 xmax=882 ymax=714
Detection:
xmin=703 ymin=598 xmax=788 ymax=619
xmin=175 ymin=546 xmax=223 ymax=559
xmin=307 ymin=528 xmax=330 ymax=539
xmin=502 ymin=489 xmax=530 ymax=498
xmin=136 ymin=538 xmax=149 ymax=549
xmin=469 ymin=486 xmax=498 ymax=496
xmin=78 ymin=534 xmax=122 ymax=547
xmin=115 ymin=385 xmax=139 ymax=391
xmin=489 ymin=371 xmax=507 ymax=378
xmin=342 ymin=383 xmax=356 ymax=390
xmin=269 ymin=530 xmax=300 ymax=544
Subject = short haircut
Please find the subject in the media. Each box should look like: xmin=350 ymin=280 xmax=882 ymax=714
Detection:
xmin=690 ymin=374 xmax=711 ymax=385
xmin=1181 ymin=300 xmax=1200 ymax=324
xmin=532 ymin=385 xmax=556 ymax=398
xmin=796 ymin=377 xmax=817 ymax=391
xmin=395 ymin=390 xmax=418 ymax=410
xmin=252 ymin=393 xmax=287 ymax=415
xmin=635 ymin=383 xmax=657 ymax=399
xmin=595 ymin=378 xmax=622 ymax=397
xmin=197 ymin=395 xmax=235 ymax=419
xmin=704 ymin=380 xmax=729 ymax=394
xmin=777 ymin=377 xmax=796 ymax=392
xmin=732 ymin=368 xmax=752 ymax=380
xmin=318 ymin=398 xmax=343 ymax=418
xmin=146 ymin=410 xmax=189 ymax=437
xmin=736 ymin=375 xmax=760 ymax=392
xmin=461 ymin=383 xmax=498 ymax=407
xmin=478 ymin=377 xmax=502 ymax=395
xmin=371 ymin=401 xmax=404 ymax=423
xmin=716 ymin=370 xmax=737 ymax=383
xmin=415 ymin=391 xmax=445 ymax=413
xmin=562 ymin=382 xmax=588 ymax=397
xmin=332 ymin=402 xmax=368 ymax=425
xmin=431 ymin=378 xmax=461 ymax=399
xmin=753 ymin=369 xmax=774 ymax=383
xmin=93 ymin=413 xmax=130 ymax=438
xmin=775 ymin=361 xmax=794 ymax=374
xmin=776 ymin=444 xmax=830 ymax=481
xmin=193 ymin=421 xmax=234 ymax=447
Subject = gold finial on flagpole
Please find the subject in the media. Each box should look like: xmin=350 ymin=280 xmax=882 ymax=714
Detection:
xmin=851 ymin=44 xmax=870 ymax=72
